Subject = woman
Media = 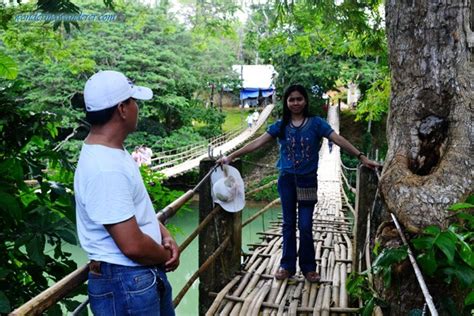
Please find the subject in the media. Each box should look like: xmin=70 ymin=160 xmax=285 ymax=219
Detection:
xmin=218 ymin=84 xmax=380 ymax=283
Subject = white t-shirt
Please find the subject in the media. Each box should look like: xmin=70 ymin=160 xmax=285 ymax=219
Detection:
xmin=252 ymin=111 xmax=259 ymax=121
xmin=246 ymin=115 xmax=253 ymax=124
xmin=74 ymin=144 xmax=162 ymax=266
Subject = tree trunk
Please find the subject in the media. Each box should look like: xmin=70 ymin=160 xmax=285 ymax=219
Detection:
xmin=378 ymin=2 xmax=473 ymax=314
xmin=382 ymin=1 xmax=473 ymax=231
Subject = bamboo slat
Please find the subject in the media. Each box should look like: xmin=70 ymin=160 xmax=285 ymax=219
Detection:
xmin=249 ymin=282 xmax=271 ymax=316
xmin=208 ymin=293 xmax=360 ymax=313
xmin=206 ymin=276 xmax=241 ymax=316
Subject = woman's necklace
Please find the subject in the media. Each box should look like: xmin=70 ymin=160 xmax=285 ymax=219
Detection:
xmin=291 ymin=117 xmax=306 ymax=128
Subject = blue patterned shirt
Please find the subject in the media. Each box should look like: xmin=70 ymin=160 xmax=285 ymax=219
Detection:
xmin=266 ymin=117 xmax=334 ymax=175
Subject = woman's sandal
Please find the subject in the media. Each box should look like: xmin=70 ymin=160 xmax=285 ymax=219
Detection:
xmin=275 ymin=268 xmax=293 ymax=280
xmin=304 ymin=271 xmax=321 ymax=283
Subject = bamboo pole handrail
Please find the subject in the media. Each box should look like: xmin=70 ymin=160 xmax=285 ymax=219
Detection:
xmin=71 ymin=298 xmax=89 ymax=315
xmin=157 ymin=189 xmax=195 ymax=223
xmin=178 ymin=205 xmax=222 ymax=253
xmin=390 ymin=213 xmax=438 ymax=316
xmin=153 ymin=126 xmax=243 ymax=165
xmin=152 ymin=141 xmax=207 ymax=162
xmin=158 ymin=142 xmax=207 ymax=163
xmin=173 ymin=236 xmax=231 ymax=307
xmin=153 ymin=132 xmax=239 ymax=170
xmin=151 ymin=126 xmax=243 ymax=162
xmin=153 ymin=141 xmax=205 ymax=160
xmin=152 ymin=144 xmax=192 ymax=161
xmin=157 ymin=164 xmax=219 ymax=222
xmin=9 ymin=264 xmax=89 ymax=316
xmin=152 ymin=143 xmax=209 ymax=169
xmin=246 ymin=179 xmax=278 ymax=196
xmin=372 ymin=169 xmax=438 ymax=315
xmin=242 ymin=198 xmax=280 ymax=227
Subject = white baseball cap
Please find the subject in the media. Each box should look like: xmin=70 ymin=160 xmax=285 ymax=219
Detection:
xmin=84 ymin=70 xmax=153 ymax=112
xmin=211 ymin=165 xmax=245 ymax=213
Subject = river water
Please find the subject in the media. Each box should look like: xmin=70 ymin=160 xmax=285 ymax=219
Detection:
xmin=63 ymin=201 xmax=280 ymax=315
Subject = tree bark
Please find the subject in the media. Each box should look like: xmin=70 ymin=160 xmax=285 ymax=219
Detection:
xmin=377 ymin=2 xmax=473 ymax=314
xmin=382 ymin=1 xmax=473 ymax=232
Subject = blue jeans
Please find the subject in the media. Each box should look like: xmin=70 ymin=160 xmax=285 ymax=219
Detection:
xmin=88 ymin=262 xmax=175 ymax=316
xmin=277 ymin=173 xmax=317 ymax=275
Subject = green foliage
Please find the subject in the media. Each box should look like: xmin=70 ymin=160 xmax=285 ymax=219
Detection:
xmin=246 ymin=0 xmax=389 ymax=121
xmin=347 ymin=195 xmax=474 ymax=314
xmin=361 ymin=131 xmax=372 ymax=156
xmin=222 ymin=107 xmax=248 ymax=132
xmin=0 ymin=83 xmax=80 ymax=313
xmin=347 ymin=271 xmax=385 ymax=316
xmin=412 ymin=198 xmax=474 ymax=310
xmin=340 ymin=153 xmax=357 ymax=205
xmin=158 ymin=127 xmax=207 ymax=152
xmin=356 ymin=74 xmax=390 ymax=122
xmin=125 ymin=132 xmax=164 ymax=153
xmin=0 ymin=49 xmax=18 ymax=79
xmin=347 ymin=245 xmax=407 ymax=314
xmin=341 ymin=152 xmax=359 ymax=169
xmin=373 ymin=246 xmax=408 ymax=287
xmin=1 ymin=1 xmax=236 ymax=150
xmin=248 ymin=174 xmax=279 ymax=201
xmin=139 ymin=165 xmax=191 ymax=239
xmin=139 ymin=167 xmax=184 ymax=212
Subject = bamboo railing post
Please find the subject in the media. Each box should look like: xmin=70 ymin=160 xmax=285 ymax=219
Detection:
xmin=198 ymin=158 xmax=242 ymax=316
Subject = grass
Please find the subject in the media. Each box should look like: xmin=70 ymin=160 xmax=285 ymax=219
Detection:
xmin=222 ymin=106 xmax=256 ymax=132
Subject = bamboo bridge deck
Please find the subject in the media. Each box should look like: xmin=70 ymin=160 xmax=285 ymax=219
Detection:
xmin=206 ymin=105 xmax=357 ymax=315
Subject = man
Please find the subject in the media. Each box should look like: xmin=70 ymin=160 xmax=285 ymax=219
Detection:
xmin=140 ymin=145 xmax=153 ymax=166
xmin=74 ymin=70 xmax=179 ymax=315
xmin=251 ymin=110 xmax=259 ymax=126
xmin=246 ymin=113 xmax=253 ymax=128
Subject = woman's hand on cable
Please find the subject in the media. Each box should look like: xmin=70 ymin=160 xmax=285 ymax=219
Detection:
xmin=216 ymin=155 xmax=232 ymax=165
xmin=163 ymin=237 xmax=180 ymax=272
xmin=360 ymin=156 xmax=382 ymax=170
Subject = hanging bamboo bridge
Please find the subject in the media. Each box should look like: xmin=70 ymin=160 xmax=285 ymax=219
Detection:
xmin=151 ymin=103 xmax=275 ymax=178
xmin=11 ymin=104 xmax=385 ymax=315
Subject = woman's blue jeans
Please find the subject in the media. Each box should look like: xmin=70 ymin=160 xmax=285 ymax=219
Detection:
xmin=277 ymin=173 xmax=317 ymax=275
xmin=88 ymin=262 xmax=174 ymax=316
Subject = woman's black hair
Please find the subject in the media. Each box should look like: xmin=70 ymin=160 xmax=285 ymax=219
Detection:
xmin=278 ymin=84 xmax=311 ymax=138
xmin=85 ymin=98 xmax=133 ymax=126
